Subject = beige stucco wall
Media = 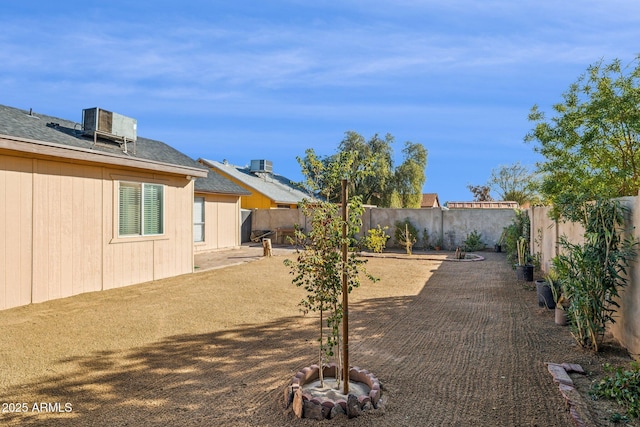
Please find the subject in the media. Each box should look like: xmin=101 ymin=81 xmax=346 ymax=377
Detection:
xmin=194 ymin=193 xmax=242 ymax=253
xmin=531 ymin=196 xmax=640 ymax=357
xmin=0 ymin=151 xmax=195 ymax=310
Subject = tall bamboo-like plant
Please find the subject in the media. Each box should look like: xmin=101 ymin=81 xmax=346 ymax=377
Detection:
xmin=552 ymin=198 xmax=637 ymax=351
xmin=284 ymin=197 xmax=376 ymax=387
xmin=503 ymin=209 xmax=530 ymax=267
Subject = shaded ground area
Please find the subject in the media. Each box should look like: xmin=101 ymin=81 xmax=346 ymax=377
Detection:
xmin=0 ymin=250 xmax=637 ymax=426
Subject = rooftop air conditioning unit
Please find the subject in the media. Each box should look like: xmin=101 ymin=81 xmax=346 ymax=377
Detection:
xmin=250 ymin=159 xmax=273 ymax=173
xmin=82 ymin=107 xmax=137 ymax=143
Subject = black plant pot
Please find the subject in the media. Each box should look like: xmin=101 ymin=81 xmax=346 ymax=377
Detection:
xmin=494 ymin=244 xmax=502 ymax=253
xmin=516 ymin=264 xmax=534 ymax=282
xmin=535 ymin=279 xmax=555 ymax=309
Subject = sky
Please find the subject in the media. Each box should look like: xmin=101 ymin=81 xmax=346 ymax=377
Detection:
xmin=2 ymin=1 xmax=640 ymax=203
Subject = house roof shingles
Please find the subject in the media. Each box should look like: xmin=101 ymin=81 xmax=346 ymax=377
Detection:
xmin=195 ymin=170 xmax=251 ymax=196
xmin=0 ymin=104 xmax=207 ymax=175
xmin=201 ymin=159 xmax=311 ymax=204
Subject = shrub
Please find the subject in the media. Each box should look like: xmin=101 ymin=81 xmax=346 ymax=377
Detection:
xmin=591 ymin=362 xmax=640 ymax=418
xmin=552 ymin=198 xmax=637 ymax=351
xmin=394 ymin=219 xmax=418 ymax=255
xmin=363 ymin=225 xmax=390 ymax=253
xmin=463 ymin=230 xmax=484 ymax=251
xmin=503 ymin=209 xmax=530 ymax=267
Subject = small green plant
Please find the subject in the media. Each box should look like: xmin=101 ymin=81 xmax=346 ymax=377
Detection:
xmin=463 ymin=230 xmax=484 ymax=251
xmin=362 ymin=225 xmax=390 ymax=253
xmin=516 ymin=237 xmax=529 ymax=266
xmin=503 ymin=209 xmax=530 ymax=267
xmin=546 ymin=269 xmax=565 ymax=307
xmin=394 ymin=219 xmax=418 ymax=255
xmin=591 ymin=362 xmax=640 ymax=418
xmin=434 ymin=236 xmax=443 ymax=249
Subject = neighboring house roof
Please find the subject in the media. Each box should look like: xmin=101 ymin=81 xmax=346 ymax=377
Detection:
xmin=200 ymin=159 xmax=311 ymax=204
xmin=195 ymin=169 xmax=251 ymax=196
xmin=447 ymin=201 xmax=519 ymax=209
xmin=421 ymin=193 xmax=440 ymax=208
xmin=0 ymin=104 xmax=207 ymax=177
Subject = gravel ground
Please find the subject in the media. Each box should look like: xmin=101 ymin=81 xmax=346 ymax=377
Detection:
xmin=0 ymin=250 xmax=637 ymax=426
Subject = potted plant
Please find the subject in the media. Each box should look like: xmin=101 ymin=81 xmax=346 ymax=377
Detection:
xmin=434 ymin=237 xmax=442 ymax=251
xmin=495 ymin=230 xmax=506 ymax=253
xmin=516 ymin=237 xmax=534 ymax=281
xmin=535 ymin=270 xmax=556 ymax=309
xmin=545 ymin=269 xmax=568 ymax=324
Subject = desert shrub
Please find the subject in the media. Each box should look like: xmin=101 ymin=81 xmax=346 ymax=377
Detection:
xmin=394 ymin=219 xmax=418 ymax=255
xmin=363 ymin=225 xmax=390 ymax=253
xmin=463 ymin=230 xmax=484 ymax=251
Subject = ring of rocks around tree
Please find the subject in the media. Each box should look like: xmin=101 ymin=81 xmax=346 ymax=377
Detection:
xmin=284 ymin=363 xmax=383 ymax=420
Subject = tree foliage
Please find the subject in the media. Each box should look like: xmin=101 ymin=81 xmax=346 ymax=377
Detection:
xmin=297 ymin=132 xmax=427 ymax=207
xmin=526 ymin=57 xmax=640 ymax=215
xmin=393 ymin=142 xmax=428 ymax=208
xmin=488 ymin=162 xmax=540 ymax=206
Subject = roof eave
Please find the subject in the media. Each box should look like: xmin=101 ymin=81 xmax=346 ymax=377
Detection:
xmin=1 ymin=134 xmax=208 ymax=178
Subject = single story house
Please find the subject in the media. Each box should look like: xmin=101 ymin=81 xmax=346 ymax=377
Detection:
xmin=194 ymin=170 xmax=251 ymax=252
xmin=199 ymin=158 xmax=310 ymax=209
xmin=421 ymin=193 xmax=441 ymax=208
xmin=0 ymin=104 xmax=214 ymax=310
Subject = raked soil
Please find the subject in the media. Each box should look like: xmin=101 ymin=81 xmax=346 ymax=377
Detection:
xmin=0 ymin=250 xmax=638 ymax=426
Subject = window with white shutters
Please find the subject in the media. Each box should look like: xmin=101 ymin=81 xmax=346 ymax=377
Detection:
xmin=119 ymin=182 xmax=164 ymax=237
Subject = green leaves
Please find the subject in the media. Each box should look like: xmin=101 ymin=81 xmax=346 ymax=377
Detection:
xmin=297 ymin=132 xmax=427 ymax=208
xmin=284 ymin=197 xmax=377 ymax=369
xmin=552 ymin=198 xmax=637 ymax=351
xmin=591 ymin=362 xmax=640 ymax=418
xmin=527 ymin=56 xmax=640 ymax=208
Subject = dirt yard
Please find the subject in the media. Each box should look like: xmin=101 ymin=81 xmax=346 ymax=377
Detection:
xmin=0 ymin=250 xmax=638 ymax=426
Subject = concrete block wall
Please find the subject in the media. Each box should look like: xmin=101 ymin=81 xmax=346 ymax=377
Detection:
xmin=253 ymin=206 xmax=516 ymax=250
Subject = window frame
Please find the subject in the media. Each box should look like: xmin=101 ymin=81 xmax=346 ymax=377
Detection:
xmin=193 ymin=196 xmax=205 ymax=243
xmin=117 ymin=180 xmax=165 ymax=238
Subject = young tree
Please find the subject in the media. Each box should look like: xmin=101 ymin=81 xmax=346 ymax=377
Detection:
xmin=526 ymin=56 xmax=640 ymax=214
xmin=284 ymin=196 xmax=376 ymax=389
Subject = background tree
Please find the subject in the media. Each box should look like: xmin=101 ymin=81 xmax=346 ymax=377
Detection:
xmin=526 ymin=56 xmax=640 ymax=215
xmin=467 ymin=184 xmax=493 ymax=201
xmin=297 ymin=148 xmax=360 ymax=202
xmin=338 ymin=131 xmax=394 ymax=206
xmin=391 ymin=142 xmax=428 ymax=208
xmin=298 ymin=132 xmax=427 ymax=208
xmin=488 ymin=162 xmax=540 ymax=206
